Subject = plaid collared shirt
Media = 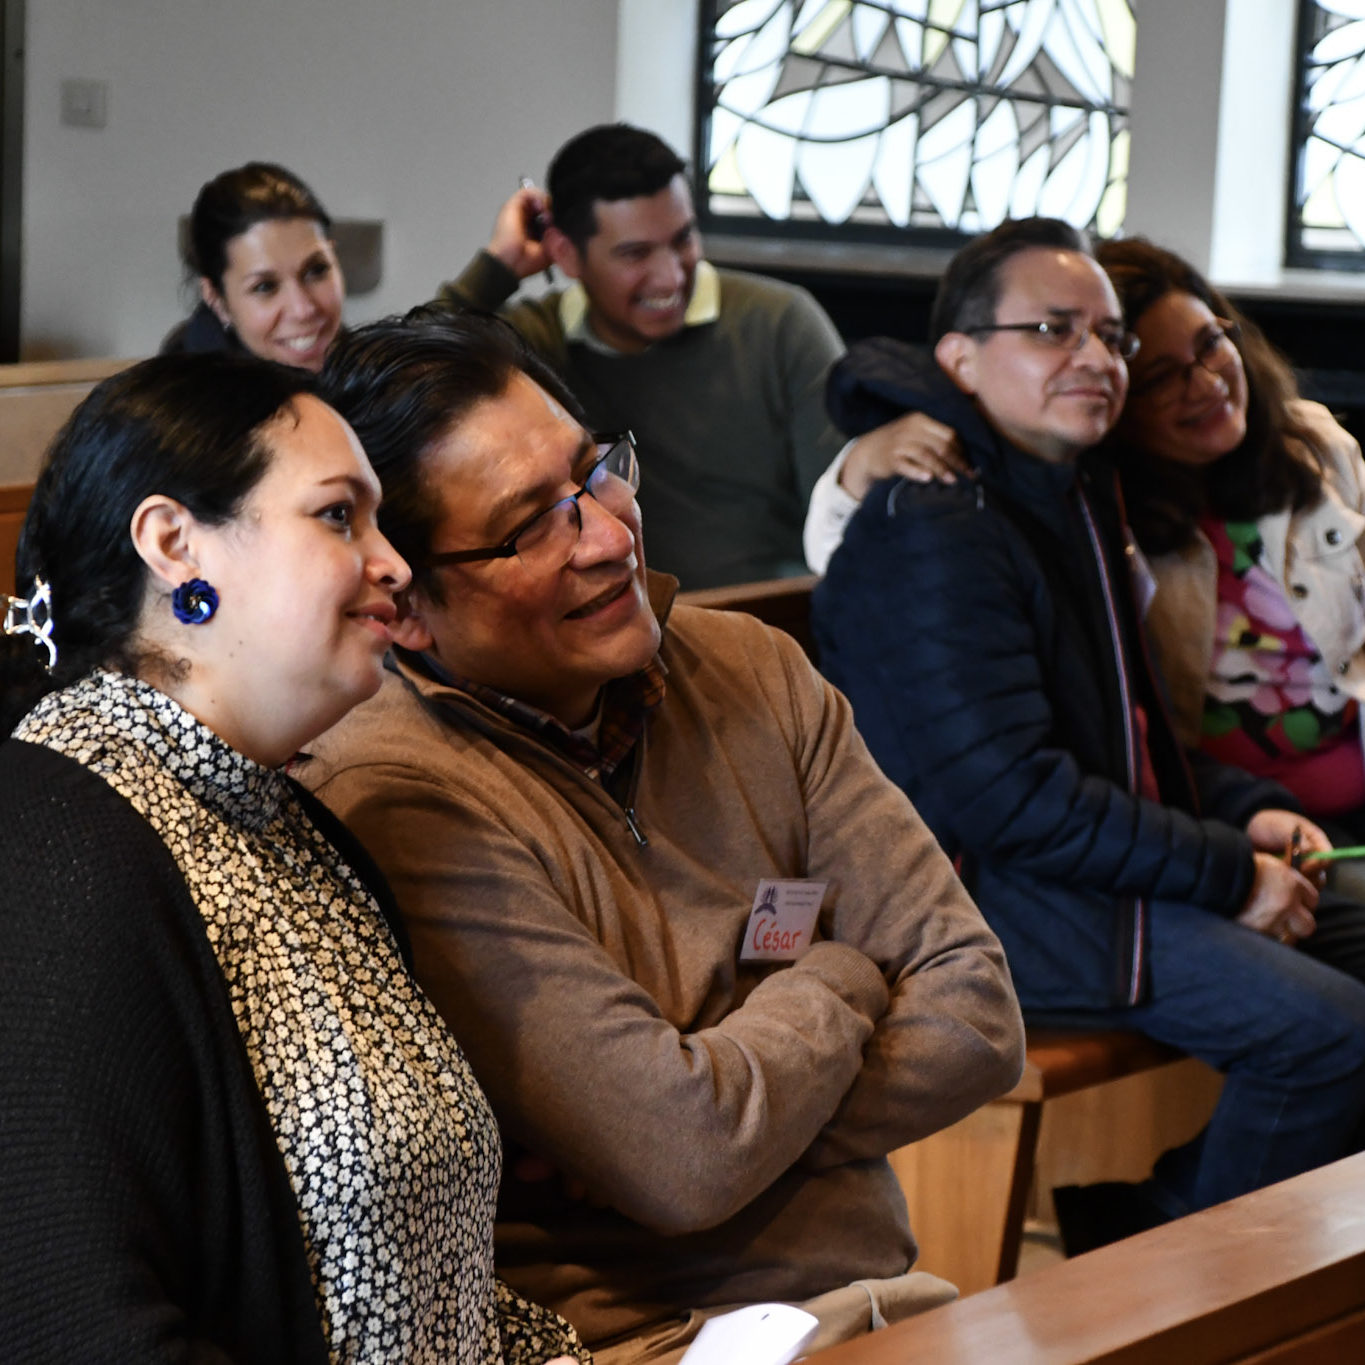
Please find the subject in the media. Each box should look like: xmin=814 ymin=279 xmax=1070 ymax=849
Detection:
xmin=434 ymin=656 xmax=667 ymax=783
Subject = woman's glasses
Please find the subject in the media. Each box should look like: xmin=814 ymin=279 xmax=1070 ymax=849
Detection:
xmin=1127 ymin=322 xmax=1242 ymax=407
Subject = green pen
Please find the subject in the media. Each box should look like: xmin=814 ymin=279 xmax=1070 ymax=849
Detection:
xmin=1300 ymin=846 xmax=1365 ymax=865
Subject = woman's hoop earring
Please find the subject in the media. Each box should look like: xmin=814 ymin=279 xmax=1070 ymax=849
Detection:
xmin=171 ymin=578 xmax=219 ymax=625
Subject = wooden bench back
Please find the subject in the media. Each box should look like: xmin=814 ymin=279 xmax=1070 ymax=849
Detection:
xmin=807 ymin=1150 xmax=1365 ymax=1363
xmin=0 ymin=484 xmax=32 ymax=596
xmin=0 ymin=359 xmax=134 ymax=486
xmin=676 ymin=573 xmax=819 ymax=659
xmin=0 ymin=359 xmax=136 ymax=596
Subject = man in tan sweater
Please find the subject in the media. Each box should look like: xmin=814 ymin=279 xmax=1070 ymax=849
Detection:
xmin=306 ymin=311 xmax=1025 ymax=1364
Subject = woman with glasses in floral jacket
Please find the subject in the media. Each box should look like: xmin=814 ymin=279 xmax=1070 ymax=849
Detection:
xmin=1096 ymin=238 xmax=1365 ymax=851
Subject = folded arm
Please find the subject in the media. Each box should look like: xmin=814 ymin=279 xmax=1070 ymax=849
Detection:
xmin=771 ymin=633 xmax=1025 ymax=1166
xmin=315 ymin=761 xmax=891 ymax=1235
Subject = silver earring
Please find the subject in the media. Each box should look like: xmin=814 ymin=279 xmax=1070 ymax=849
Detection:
xmin=2 ymin=576 xmax=57 ymax=673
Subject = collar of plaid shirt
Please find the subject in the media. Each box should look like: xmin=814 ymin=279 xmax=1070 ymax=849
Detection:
xmin=418 ymin=652 xmax=667 ymax=782
xmin=405 ymin=571 xmax=678 ymax=781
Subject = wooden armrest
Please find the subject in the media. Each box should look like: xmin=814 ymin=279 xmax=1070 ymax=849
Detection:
xmin=1007 ymin=1029 xmax=1183 ymax=1104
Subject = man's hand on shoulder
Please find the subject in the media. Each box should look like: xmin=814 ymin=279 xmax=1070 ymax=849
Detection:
xmin=840 ymin=412 xmax=971 ymax=501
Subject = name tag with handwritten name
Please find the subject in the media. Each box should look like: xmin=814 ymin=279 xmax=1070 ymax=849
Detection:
xmin=740 ymin=879 xmax=827 ymax=963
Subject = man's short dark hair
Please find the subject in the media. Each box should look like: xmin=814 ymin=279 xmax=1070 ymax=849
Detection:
xmin=548 ymin=123 xmax=688 ymax=250
xmin=929 ymin=218 xmax=1093 ymax=342
xmin=320 ymin=309 xmax=585 ymax=604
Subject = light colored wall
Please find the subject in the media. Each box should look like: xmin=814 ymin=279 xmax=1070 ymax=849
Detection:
xmin=1210 ymin=0 xmax=1298 ymax=286
xmin=23 ymin=0 xmax=1361 ymax=361
xmin=20 ymin=0 xmax=621 ymax=359
xmin=1124 ymin=0 xmax=1228 ymax=273
xmin=615 ymin=0 xmax=697 ymax=159
xmin=1129 ymin=0 xmax=1347 ymax=295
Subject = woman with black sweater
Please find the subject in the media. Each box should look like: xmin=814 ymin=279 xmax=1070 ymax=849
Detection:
xmin=0 ymin=353 xmax=585 ymax=1364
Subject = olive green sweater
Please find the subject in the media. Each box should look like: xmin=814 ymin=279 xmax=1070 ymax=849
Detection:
xmin=439 ymin=253 xmax=846 ymax=589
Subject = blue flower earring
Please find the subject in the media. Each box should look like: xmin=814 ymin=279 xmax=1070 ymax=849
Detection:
xmin=171 ymin=578 xmax=219 ymax=625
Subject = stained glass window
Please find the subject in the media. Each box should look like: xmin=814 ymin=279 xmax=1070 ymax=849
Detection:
xmin=1288 ymin=0 xmax=1365 ymax=268
xmin=696 ymin=0 xmax=1136 ymax=246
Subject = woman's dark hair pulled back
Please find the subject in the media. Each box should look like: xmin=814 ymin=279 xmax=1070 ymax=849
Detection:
xmin=186 ymin=162 xmax=332 ymax=293
xmin=3 ymin=352 xmax=316 ymax=728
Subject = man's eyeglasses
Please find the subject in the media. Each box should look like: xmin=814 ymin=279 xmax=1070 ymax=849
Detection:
xmin=967 ymin=318 xmax=1140 ymax=360
xmin=427 ymin=432 xmax=640 ymax=572
xmin=1127 ymin=321 xmax=1242 ymax=407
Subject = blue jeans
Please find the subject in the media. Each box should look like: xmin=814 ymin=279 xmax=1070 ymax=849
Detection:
xmin=1032 ymin=895 xmax=1365 ymax=1214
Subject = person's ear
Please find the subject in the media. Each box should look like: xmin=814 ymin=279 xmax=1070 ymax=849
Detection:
xmin=543 ymin=226 xmax=585 ymax=280
xmin=935 ymin=332 xmax=979 ymax=396
xmin=129 ymin=495 xmax=203 ymax=591
xmin=391 ymin=586 xmax=436 ymax=653
xmin=199 ymin=277 xmax=232 ymax=330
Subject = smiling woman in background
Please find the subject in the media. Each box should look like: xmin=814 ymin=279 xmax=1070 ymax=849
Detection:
xmin=0 ymin=352 xmax=586 ymax=1363
xmin=162 ymin=161 xmax=345 ymax=371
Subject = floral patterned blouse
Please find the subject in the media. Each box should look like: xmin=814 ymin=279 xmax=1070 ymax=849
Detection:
xmin=15 ymin=669 xmax=587 ymax=1365
xmin=1198 ymin=517 xmax=1365 ymax=817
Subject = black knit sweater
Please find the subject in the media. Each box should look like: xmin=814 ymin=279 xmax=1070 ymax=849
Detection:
xmin=0 ymin=737 xmax=405 ymax=1362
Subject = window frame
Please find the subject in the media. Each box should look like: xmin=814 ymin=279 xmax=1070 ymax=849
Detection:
xmin=692 ymin=0 xmax=1134 ymax=250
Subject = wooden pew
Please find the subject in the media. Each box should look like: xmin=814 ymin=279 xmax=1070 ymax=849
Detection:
xmin=0 ymin=358 xmax=134 ymax=596
xmin=0 ymin=483 xmax=32 ymax=596
xmin=805 ymin=1151 xmax=1365 ymax=1363
xmin=677 ymin=575 xmax=1218 ymax=1295
xmin=889 ymin=1033 xmax=1219 ymax=1296
xmin=676 ymin=573 xmax=819 ymax=658
xmin=0 ymin=358 xmax=133 ymax=484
